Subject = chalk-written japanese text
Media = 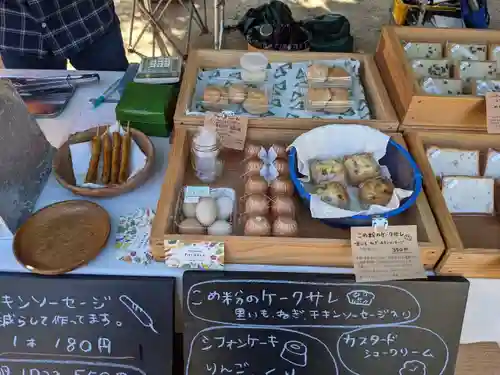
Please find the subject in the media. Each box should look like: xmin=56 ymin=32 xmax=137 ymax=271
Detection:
xmin=11 ymin=336 xmax=112 ymax=355
xmin=187 ymin=281 xmax=421 ymax=327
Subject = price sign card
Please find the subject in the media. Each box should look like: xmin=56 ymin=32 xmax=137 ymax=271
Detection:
xmin=351 ymin=225 xmax=426 ymax=282
xmin=204 ymin=113 xmax=248 ymax=150
xmin=486 ymin=92 xmax=500 ymax=133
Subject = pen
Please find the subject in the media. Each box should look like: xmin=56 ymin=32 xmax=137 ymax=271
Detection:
xmin=92 ymin=78 xmax=121 ymax=108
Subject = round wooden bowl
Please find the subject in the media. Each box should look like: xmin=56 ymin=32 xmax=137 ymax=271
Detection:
xmin=53 ymin=126 xmax=154 ymax=197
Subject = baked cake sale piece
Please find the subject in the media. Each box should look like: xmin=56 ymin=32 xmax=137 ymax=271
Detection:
xmin=242 ymin=88 xmax=268 ymax=115
xmin=310 ymin=158 xmax=345 ymax=184
xmin=307 ymin=64 xmax=329 ymax=82
xmin=359 ymin=177 xmax=395 ymax=207
xmin=344 ymin=153 xmax=381 ymax=186
xmin=324 ymin=88 xmax=351 ymax=114
xmin=307 ymin=87 xmax=331 ymax=110
xmin=484 ymin=149 xmax=500 ymax=179
xmin=314 ymin=182 xmax=349 ymax=209
xmin=426 ymin=146 xmax=479 ymax=177
xmin=441 ymin=176 xmax=494 ymax=214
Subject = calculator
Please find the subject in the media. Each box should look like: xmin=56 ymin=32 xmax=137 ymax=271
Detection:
xmin=134 ymin=56 xmax=182 ymax=84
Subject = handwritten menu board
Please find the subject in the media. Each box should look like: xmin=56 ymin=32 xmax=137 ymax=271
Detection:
xmin=183 ymin=272 xmax=469 ymax=375
xmin=0 ymin=273 xmax=174 ymax=375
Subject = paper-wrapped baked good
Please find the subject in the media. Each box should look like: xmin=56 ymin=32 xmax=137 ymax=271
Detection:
xmin=306 ymin=87 xmax=351 ymax=113
xmin=426 ymin=146 xmax=479 ymax=177
xmin=324 ymin=88 xmax=351 ymax=113
xmin=314 ymin=182 xmax=349 ymax=209
xmin=242 ymin=88 xmax=268 ymax=115
xmin=441 ymin=176 xmax=494 ymax=214
xmin=228 ymin=83 xmax=246 ymax=104
xmin=307 ymin=64 xmax=329 ymax=82
xmin=359 ymin=177 xmax=395 ymax=207
xmin=202 ymin=86 xmax=229 ymax=109
xmin=310 ymin=158 xmax=345 ymax=184
xmin=344 ymin=153 xmax=381 ymax=186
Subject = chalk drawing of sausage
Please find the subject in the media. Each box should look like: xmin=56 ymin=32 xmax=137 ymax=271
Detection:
xmin=119 ymin=295 xmax=159 ymax=334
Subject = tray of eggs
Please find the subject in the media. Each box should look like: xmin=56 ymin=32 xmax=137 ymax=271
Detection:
xmin=200 ymin=82 xmax=270 ymax=115
xmin=240 ymin=143 xmax=299 ymax=237
xmin=176 ymin=187 xmax=236 ymax=236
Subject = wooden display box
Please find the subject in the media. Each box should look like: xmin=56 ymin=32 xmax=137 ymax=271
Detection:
xmin=376 ymin=26 xmax=500 ymax=132
xmin=150 ymin=127 xmax=444 ymax=268
xmin=406 ymin=131 xmax=500 ymax=278
xmin=175 ymin=49 xmax=399 ymax=131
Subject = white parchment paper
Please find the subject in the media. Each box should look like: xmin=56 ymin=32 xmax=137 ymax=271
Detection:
xmin=69 ymin=123 xmax=147 ymax=188
xmin=289 ymin=125 xmax=413 ymax=219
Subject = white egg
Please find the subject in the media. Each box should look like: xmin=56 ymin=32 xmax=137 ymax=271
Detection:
xmin=208 ymin=220 xmax=232 ymax=235
xmin=195 ymin=197 xmax=217 ymax=226
xmin=216 ymin=196 xmax=234 ymax=220
xmin=182 ymin=202 xmax=197 ymax=218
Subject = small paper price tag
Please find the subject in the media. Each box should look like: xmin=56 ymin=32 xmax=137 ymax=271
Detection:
xmin=351 ymin=225 xmax=426 ymax=282
xmin=204 ymin=113 xmax=248 ymax=150
xmin=486 ymin=92 xmax=500 ymax=133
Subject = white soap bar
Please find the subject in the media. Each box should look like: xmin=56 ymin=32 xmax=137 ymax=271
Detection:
xmin=403 ymin=42 xmax=443 ymax=59
xmin=484 ymin=149 xmax=500 ymax=179
xmin=411 ymin=59 xmax=450 ymax=79
xmin=446 ymin=42 xmax=487 ymax=61
xmin=442 ymin=177 xmax=494 ymax=214
xmin=426 ymin=146 xmax=479 ymax=177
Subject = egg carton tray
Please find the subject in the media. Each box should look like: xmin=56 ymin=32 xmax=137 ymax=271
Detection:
xmin=173 ymin=186 xmax=237 ymax=235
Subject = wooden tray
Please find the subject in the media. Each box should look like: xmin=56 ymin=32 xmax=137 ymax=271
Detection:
xmin=405 ymin=131 xmax=500 ymax=278
xmin=175 ymin=49 xmax=399 ymax=131
xmin=150 ymin=127 xmax=444 ymax=268
xmin=376 ymin=26 xmax=500 ymax=132
xmin=14 ymin=200 xmax=110 ymax=275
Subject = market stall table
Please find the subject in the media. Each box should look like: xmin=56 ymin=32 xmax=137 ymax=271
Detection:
xmin=0 ymin=69 xmax=498 ymax=345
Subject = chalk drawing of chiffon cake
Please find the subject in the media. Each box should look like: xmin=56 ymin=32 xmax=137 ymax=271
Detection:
xmin=346 ymin=290 xmax=375 ymax=306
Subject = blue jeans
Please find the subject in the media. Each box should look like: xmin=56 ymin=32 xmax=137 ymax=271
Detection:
xmin=1 ymin=20 xmax=129 ymax=71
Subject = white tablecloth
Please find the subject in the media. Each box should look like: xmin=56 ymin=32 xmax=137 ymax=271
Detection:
xmin=0 ymin=69 xmax=499 ymax=344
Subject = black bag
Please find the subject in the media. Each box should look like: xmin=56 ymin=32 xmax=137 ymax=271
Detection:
xmin=301 ymin=14 xmax=354 ymax=53
xmin=236 ymin=0 xmax=309 ymax=51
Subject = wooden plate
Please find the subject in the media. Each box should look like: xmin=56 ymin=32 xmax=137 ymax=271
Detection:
xmin=13 ymin=200 xmax=110 ymax=275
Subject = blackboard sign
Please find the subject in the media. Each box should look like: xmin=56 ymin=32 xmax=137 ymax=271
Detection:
xmin=183 ymin=272 xmax=469 ymax=375
xmin=0 ymin=273 xmax=174 ymax=375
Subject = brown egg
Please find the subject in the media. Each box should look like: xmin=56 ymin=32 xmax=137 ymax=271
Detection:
xmin=245 ymin=175 xmax=269 ymax=195
xmin=244 ymin=159 xmax=265 ymax=177
xmin=244 ymin=144 xmax=262 ymax=161
xmin=271 ymin=195 xmax=296 ymax=218
xmin=244 ymin=216 xmax=271 ymax=236
xmin=273 ymin=159 xmax=289 ymax=176
xmin=271 ymin=144 xmax=287 ymax=159
xmin=244 ymin=194 xmax=269 ymax=216
xmin=270 ymin=178 xmax=294 ymax=197
xmin=272 ymin=216 xmax=299 ymax=237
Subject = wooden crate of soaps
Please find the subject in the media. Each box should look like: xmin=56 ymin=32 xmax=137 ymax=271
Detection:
xmin=376 ymin=26 xmax=500 ymax=132
xmin=175 ymin=49 xmax=399 ymax=131
xmin=405 ymin=131 xmax=500 ymax=278
xmin=150 ymin=127 xmax=444 ymax=268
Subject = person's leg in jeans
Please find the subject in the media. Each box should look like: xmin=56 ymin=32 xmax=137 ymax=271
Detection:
xmin=69 ymin=18 xmax=128 ymax=71
xmin=0 ymin=52 xmax=67 ymax=69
